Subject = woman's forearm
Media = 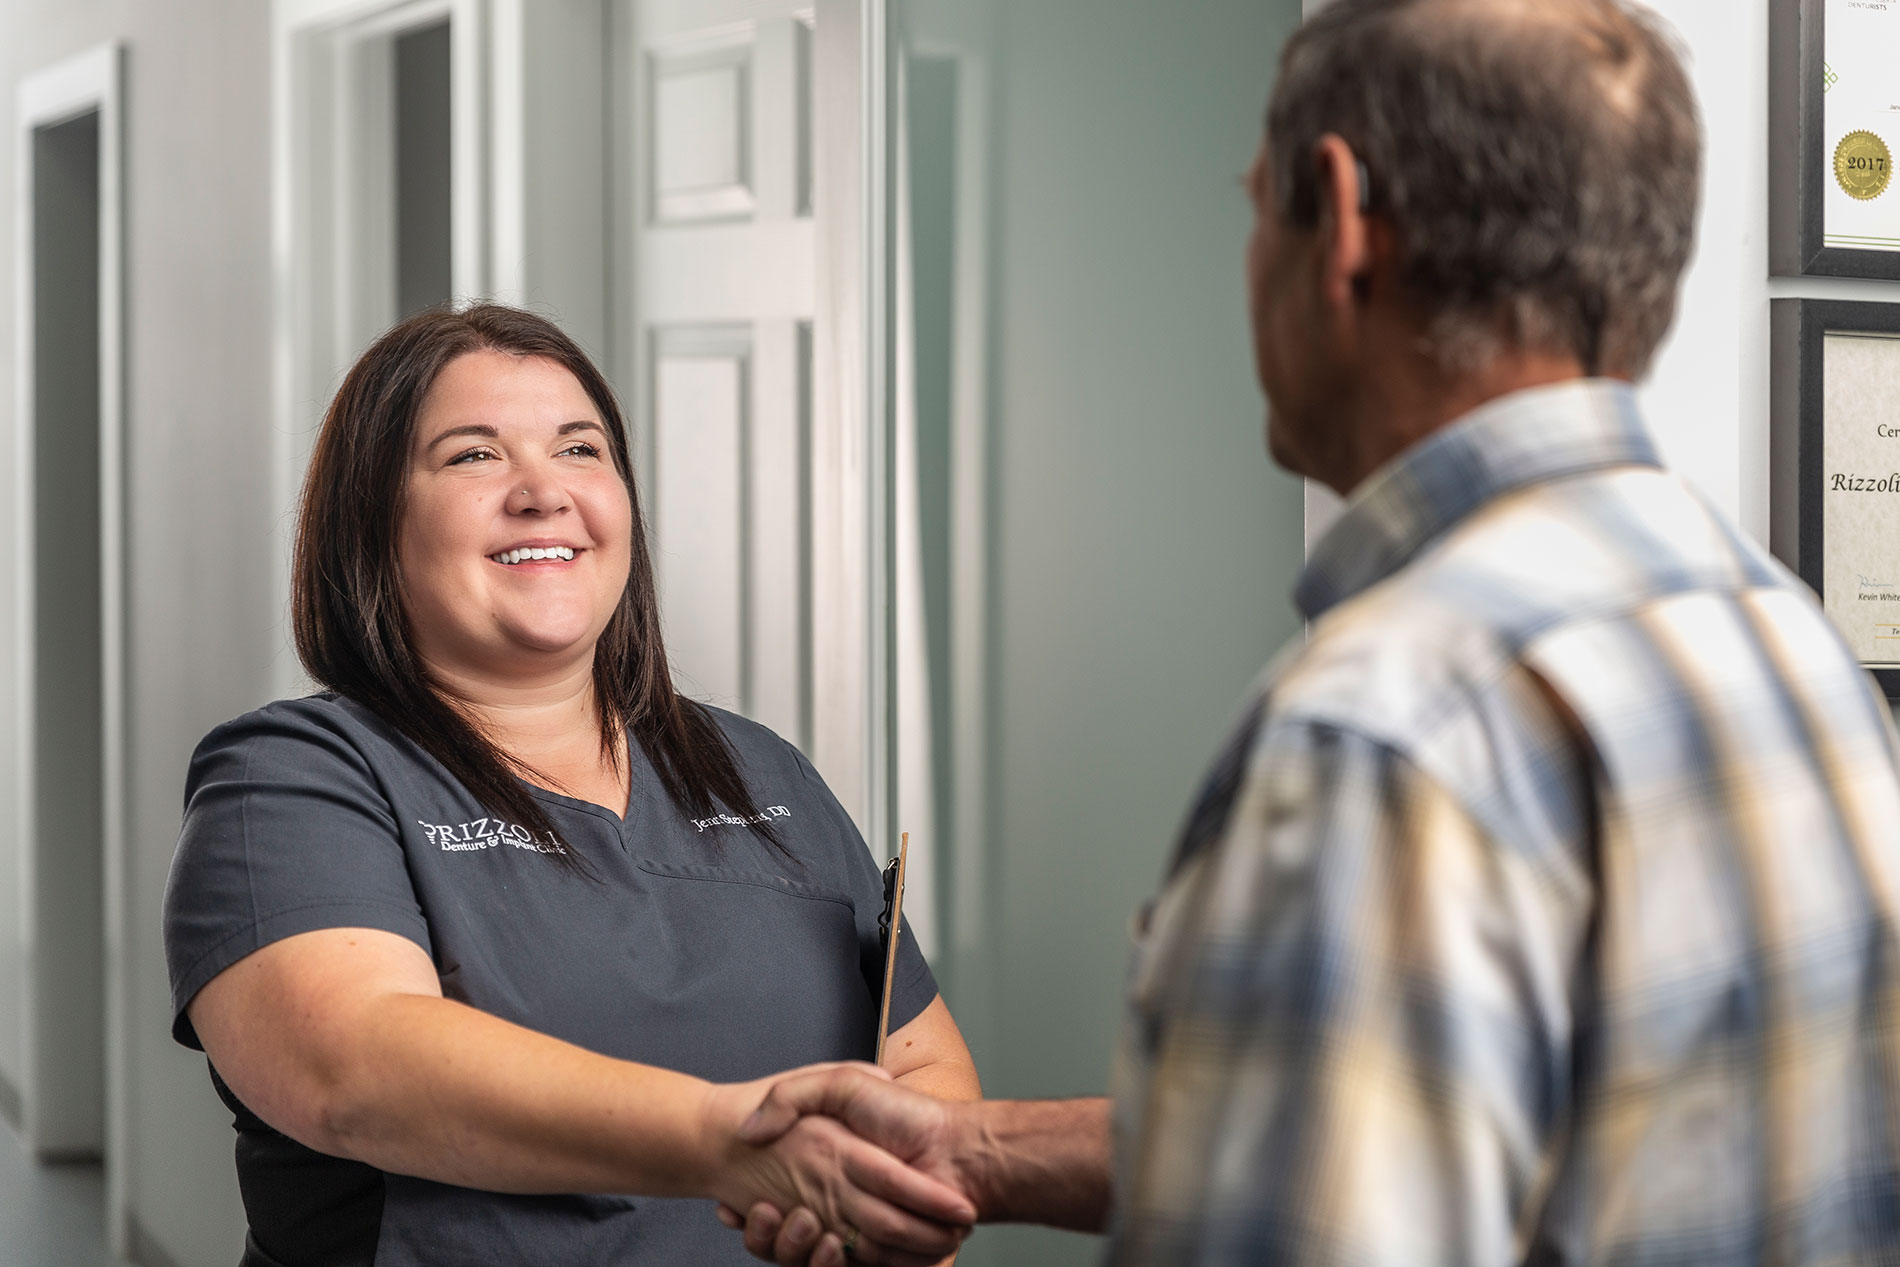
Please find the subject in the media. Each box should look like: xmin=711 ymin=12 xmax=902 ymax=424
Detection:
xmin=195 ymin=930 xmax=974 ymax=1261
xmin=309 ymin=990 xmax=730 ymax=1196
xmin=192 ymin=928 xmax=732 ymax=1199
xmin=193 ymin=926 xmax=981 ymax=1267
xmin=305 ymin=990 xmax=974 ymax=1257
xmin=261 ymin=986 xmax=972 ymax=1258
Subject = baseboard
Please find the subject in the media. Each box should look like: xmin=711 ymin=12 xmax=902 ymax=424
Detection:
xmin=0 ymin=1069 xmax=21 ymax=1132
xmin=126 ymin=1211 xmax=187 ymax=1267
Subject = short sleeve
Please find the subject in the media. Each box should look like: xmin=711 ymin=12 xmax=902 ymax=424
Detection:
xmin=163 ymin=702 xmax=433 ymax=1050
xmin=787 ymin=747 xmax=939 ymax=1032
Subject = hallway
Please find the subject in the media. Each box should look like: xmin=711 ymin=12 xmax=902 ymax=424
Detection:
xmin=0 ymin=1117 xmax=124 ymax=1267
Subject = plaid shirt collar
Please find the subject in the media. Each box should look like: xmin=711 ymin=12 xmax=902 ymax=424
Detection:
xmin=1294 ymin=378 xmax=1661 ymax=622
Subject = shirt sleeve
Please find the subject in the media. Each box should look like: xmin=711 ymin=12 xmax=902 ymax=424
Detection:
xmin=163 ymin=702 xmax=433 ymax=1051
xmin=1106 ymin=718 xmax=1590 ymax=1267
xmin=788 ymin=747 xmax=939 ymax=1033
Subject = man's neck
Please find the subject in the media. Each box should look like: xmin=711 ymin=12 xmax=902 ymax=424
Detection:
xmin=1323 ymin=349 xmax=1593 ymax=497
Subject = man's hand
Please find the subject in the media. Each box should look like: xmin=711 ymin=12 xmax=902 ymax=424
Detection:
xmin=700 ymin=1066 xmax=976 ymax=1264
xmin=742 ymin=1066 xmax=982 ymax=1199
xmin=719 ymin=1080 xmax=1116 ymax=1261
xmin=714 ymin=1068 xmax=987 ymax=1266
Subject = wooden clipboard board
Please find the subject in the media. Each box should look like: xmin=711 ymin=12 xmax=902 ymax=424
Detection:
xmin=874 ymin=831 xmax=909 ymax=1065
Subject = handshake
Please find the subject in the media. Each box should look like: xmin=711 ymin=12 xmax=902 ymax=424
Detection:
xmin=704 ymin=1065 xmax=1111 ymax=1267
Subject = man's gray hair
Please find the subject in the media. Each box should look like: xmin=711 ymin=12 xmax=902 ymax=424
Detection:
xmin=1267 ymin=0 xmax=1700 ymax=378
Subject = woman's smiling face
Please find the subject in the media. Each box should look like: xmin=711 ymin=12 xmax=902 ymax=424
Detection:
xmin=397 ymin=348 xmax=633 ymax=683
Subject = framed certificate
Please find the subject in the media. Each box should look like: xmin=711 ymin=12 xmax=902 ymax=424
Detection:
xmin=1771 ymin=299 xmax=1900 ymax=696
xmin=1771 ymin=0 xmax=1900 ymax=279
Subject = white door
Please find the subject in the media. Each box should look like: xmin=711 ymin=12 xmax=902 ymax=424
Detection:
xmin=620 ymin=0 xmax=817 ymax=754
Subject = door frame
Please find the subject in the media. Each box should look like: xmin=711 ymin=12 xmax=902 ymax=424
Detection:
xmin=11 ymin=35 xmax=129 ymax=1244
xmin=805 ymin=0 xmax=886 ymax=839
xmin=888 ymin=0 xmax=997 ymax=973
xmin=270 ymin=0 xmax=488 ymax=696
xmin=271 ymin=0 xmax=614 ymax=696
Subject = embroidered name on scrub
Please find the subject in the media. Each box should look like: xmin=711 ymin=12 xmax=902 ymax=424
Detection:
xmin=419 ymin=818 xmax=562 ymax=853
xmin=693 ymin=806 xmax=792 ymax=833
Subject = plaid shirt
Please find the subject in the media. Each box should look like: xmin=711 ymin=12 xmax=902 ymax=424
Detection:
xmin=1106 ymin=380 xmax=1900 ymax=1266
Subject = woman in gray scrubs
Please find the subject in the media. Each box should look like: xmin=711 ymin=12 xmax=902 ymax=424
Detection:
xmin=162 ymin=305 xmax=980 ymax=1267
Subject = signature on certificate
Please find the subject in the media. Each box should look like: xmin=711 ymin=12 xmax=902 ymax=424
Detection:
xmin=1859 ymin=574 xmax=1898 ymax=591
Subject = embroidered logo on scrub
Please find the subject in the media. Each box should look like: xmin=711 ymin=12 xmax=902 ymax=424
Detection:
xmin=693 ymin=806 xmax=792 ymax=833
xmin=419 ymin=818 xmax=562 ymax=854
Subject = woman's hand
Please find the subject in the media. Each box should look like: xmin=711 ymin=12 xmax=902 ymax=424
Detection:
xmin=699 ymin=1066 xmax=975 ymax=1265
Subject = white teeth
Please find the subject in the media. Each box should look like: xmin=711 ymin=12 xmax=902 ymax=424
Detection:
xmin=490 ymin=546 xmax=577 ymax=564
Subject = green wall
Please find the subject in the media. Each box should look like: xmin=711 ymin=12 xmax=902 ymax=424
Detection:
xmin=897 ymin=1 xmax=1307 ymax=1261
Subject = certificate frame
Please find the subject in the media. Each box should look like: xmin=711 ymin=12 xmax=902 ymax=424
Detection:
xmin=1770 ymin=0 xmax=1900 ymax=280
xmin=1770 ymin=297 xmax=1900 ymax=697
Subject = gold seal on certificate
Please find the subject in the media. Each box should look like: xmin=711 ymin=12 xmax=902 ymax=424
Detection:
xmin=1835 ymin=129 xmax=1894 ymax=201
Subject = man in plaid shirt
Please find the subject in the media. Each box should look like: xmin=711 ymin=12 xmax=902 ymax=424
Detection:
xmin=727 ymin=0 xmax=1900 ymax=1263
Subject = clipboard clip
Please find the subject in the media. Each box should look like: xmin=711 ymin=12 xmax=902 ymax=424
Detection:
xmin=878 ymin=855 xmax=900 ymax=953
xmin=874 ymin=833 xmax=909 ymax=1064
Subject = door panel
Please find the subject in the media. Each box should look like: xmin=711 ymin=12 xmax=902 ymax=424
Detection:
xmin=626 ymin=0 xmax=816 ymax=752
xmin=747 ymin=321 xmax=813 ymax=746
xmin=651 ymin=31 xmax=755 ymax=222
xmin=653 ymin=329 xmax=750 ymax=705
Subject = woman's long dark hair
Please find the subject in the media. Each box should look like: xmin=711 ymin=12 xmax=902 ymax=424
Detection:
xmin=292 ymin=304 xmax=779 ymax=870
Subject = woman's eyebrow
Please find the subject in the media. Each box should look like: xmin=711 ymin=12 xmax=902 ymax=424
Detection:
xmin=425 ymin=423 xmax=499 ymax=451
xmin=424 ymin=420 xmax=602 ymax=451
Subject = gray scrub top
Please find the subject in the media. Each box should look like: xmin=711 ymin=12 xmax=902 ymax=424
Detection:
xmin=163 ymin=694 xmax=937 ymax=1267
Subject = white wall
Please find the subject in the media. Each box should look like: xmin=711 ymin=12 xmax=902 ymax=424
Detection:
xmin=1641 ymin=0 xmax=1900 ymax=541
xmin=0 ymin=0 xmax=128 ymax=1149
xmin=116 ymin=0 xmax=278 ymax=1256
xmin=1 ymin=0 xmax=268 ymax=1261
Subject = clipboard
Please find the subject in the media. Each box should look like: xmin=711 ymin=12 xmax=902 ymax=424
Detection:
xmin=874 ymin=831 xmax=909 ymax=1064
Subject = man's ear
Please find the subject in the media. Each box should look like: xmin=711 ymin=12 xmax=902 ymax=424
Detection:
xmin=1310 ymin=133 xmax=1373 ymax=311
